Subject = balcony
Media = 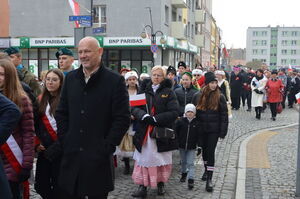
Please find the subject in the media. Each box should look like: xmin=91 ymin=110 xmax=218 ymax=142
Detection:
xmin=171 ymin=0 xmax=187 ymax=8
xmin=194 ymin=34 xmax=204 ymax=47
xmin=171 ymin=21 xmax=186 ymax=40
xmin=195 ymin=9 xmax=205 ymax=23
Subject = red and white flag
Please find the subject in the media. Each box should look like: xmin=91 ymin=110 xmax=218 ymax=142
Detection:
xmin=130 ymin=93 xmax=147 ymax=107
xmin=296 ymin=92 xmax=300 ymax=104
xmin=68 ymin=0 xmax=80 ymax=28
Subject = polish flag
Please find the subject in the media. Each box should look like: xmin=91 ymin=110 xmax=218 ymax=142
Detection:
xmin=296 ymin=92 xmax=300 ymax=104
xmin=68 ymin=0 xmax=80 ymax=28
xmin=130 ymin=93 xmax=147 ymax=107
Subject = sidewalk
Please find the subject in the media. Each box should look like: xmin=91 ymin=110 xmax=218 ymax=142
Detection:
xmin=238 ymin=125 xmax=298 ymax=199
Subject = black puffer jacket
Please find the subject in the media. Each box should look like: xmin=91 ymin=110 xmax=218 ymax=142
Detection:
xmin=175 ymin=85 xmax=198 ymax=116
xmin=195 ymin=94 xmax=228 ymax=138
xmin=132 ymin=79 xmax=179 ymax=153
xmin=175 ymin=117 xmax=201 ymax=150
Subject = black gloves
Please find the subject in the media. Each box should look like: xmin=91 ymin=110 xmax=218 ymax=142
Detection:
xmin=43 ymin=142 xmax=62 ymax=162
xmin=196 ymin=147 xmax=202 ymax=156
xmin=143 ymin=116 xmax=157 ymax=126
xmin=18 ymin=168 xmax=31 ymax=183
xmin=254 ymin=89 xmax=263 ymax=94
xmin=252 ymin=81 xmax=257 ymax=87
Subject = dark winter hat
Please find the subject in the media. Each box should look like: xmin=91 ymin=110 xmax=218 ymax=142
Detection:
xmin=205 ymin=72 xmax=218 ymax=85
xmin=271 ymin=69 xmax=278 ymax=75
xmin=55 ymin=48 xmax=74 ymax=59
xmin=4 ymin=47 xmax=20 ymax=56
xmin=178 ymin=61 xmax=186 ymax=69
xmin=182 ymin=72 xmax=193 ymax=79
xmin=167 ymin=66 xmax=176 ymax=75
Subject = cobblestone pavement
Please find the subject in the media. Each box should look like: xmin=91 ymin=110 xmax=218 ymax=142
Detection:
xmin=246 ymin=126 xmax=298 ymax=199
xmin=30 ymin=106 xmax=299 ymax=199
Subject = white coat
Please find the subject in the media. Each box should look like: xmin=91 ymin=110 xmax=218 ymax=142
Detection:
xmin=251 ymin=76 xmax=268 ymax=107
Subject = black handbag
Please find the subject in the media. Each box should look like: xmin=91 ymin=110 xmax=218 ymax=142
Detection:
xmin=150 ymin=127 xmax=176 ymax=139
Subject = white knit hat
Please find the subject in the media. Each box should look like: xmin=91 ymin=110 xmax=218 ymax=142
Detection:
xmin=184 ymin=103 xmax=196 ymax=114
xmin=140 ymin=73 xmax=150 ymax=79
xmin=125 ymin=71 xmax=138 ymax=81
xmin=215 ymin=70 xmax=225 ymax=76
xmin=192 ymin=69 xmax=203 ymax=75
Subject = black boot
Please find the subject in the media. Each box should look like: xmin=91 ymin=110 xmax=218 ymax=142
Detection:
xmin=258 ymin=107 xmax=261 ymax=119
xmin=157 ymin=182 xmax=166 ymax=195
xmin=188 ymin=179 xmax=194 ymax=190
xmin=132 ymin=185 xmax=147 ymax=198
xmin=123 ymin=158 xmax=130 ymax=175
xmin=201 ymin=167 xmax=208 ymax=181
xmin=205 ymin=171 xmax=213 ymax=192
xmin=180 ymin=173 xmax=187 ymax=182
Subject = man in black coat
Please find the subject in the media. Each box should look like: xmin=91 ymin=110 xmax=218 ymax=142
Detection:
xmin=230 ymin=67 xmax=244 ymax=110
xmin=0 ymin=93 xmax=21 ymax=199
xmin=55 ymin=37 xmax=130 ymax=199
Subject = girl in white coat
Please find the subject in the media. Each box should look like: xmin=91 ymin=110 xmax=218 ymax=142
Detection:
xmin=251 ymin=69 xmax=268 ymax=119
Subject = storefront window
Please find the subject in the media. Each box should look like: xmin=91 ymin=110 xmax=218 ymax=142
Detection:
xmin=49 ymin=49 xmax=58 ymax=59
xmin=121 ymin=50 xmax=130 ymax=60
xmin=109 ymin=50 xmax=119 ymax=61
xmin=131 ymin=50 xmax=141 ymax=61
xmin=131 ymin=61 xmax=142 ymax=74
xmin=142 ymin=50 xmax=152 ymax=60
xmin=29 ymin=49 xmax=38 ymax=60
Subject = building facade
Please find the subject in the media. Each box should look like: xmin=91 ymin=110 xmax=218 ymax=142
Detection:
xmin=1 ymin=0 xmax=219 ymax=76
xmin=228 ymin=48 xmax=246 ymax=66
xmin=246 ymin=26 xmax=300 ymax=69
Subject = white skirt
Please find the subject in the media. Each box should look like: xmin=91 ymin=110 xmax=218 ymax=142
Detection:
xmin=133 ymin=133 xmax=172 ymax=167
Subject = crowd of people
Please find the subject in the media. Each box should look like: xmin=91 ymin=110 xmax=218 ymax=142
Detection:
xmin=0 ymin=36 xmax=299 ymax=199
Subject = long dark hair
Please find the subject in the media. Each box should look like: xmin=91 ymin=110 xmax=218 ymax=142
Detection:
xmin=38 ymin=69 xmax=64 ymax=116
xmin=197 ymin=85 xmax=221 ymax=111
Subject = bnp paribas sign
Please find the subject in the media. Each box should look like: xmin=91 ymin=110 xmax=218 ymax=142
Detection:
xmin=30 ymin=37 xmax=74 ymax=47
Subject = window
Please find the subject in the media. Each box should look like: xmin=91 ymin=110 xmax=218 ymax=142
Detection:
xmin=188 ymin=22 xmax=191 ymax=38
xmin=253 ymin=31 xmax=258 ymax=37
xmin=282 ymin=49 xmax=287 ymax=55
xmin=291 ymin=59 xmax=296 ymax=64
xmin=292 ymin=31 xmax=298 ymax=37
xmin=191 ymin=24 xmax=194 ymax=38
xmin=261 ymin=49 xmax=267 ymax=54
xmin=196 ymin=0 xmax=202 ymax=9
xmin=252 ymin=40 xmax=259 ymax=46
xmin=252 ymin=49 xmax=258 ymax=55
xmin=262 ymin=31 xmax=267 ymax=36
xmin=93 ymin=5 xmax=107 ymax=33
xmin=192 ymin=0 xmax=195 ymax=11
xmin=291 ymin=50 xmax=297 ymax=55
xmin=282 ymin=40 xmax=288 ymax=46
xmin=261 ymin=40 xmax=267 ymax=46
xmin=172 ymin=8 xmax=177 ymax=22
xmin=260 ymin=59 xmax=266 ymax=63
xmin=282 ymin=31 xmax=288 ymax=37
xmin=281 ymin=59 xmax=287 ymax=65
xmin=165 ymin=6 xmax=169 ymax=25
xmin=292 ymin=40 xmax=297 ymax=46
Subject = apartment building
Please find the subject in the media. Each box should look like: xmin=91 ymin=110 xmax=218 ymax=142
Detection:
xmin=246 ymin=26 xmax=300 ymax=69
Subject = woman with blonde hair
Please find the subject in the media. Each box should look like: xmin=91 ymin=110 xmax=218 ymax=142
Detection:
xmin=0 ymin=59 xmax=34 ymax=199
xmin=131 ymin=66 xmax=179 ymax=197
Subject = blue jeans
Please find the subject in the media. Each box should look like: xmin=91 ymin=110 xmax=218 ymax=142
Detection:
xmin=179 ymin=149 xmax=196 ymax=180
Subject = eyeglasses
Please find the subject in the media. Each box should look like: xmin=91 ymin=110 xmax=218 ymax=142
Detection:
xmin=193 ymin=74 xmax=201 ymax=76
xmin=45 ymin=78 xmax=59 ymax=83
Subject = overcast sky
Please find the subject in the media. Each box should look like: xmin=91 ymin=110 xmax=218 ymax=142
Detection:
xmin=212 ymin=0 xmax=300 ymax=49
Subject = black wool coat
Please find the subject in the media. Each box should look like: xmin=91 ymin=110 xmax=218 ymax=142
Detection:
xmin=230 ymin=72 xmax=244 ymax=97
xmin=195 ymin=94 xmax=228 ymax=138
xmin=174 ymin=85 xmax=198 ymax=116
xmin=0 ymin=94 xmax=21 ymax=199
xmin=55 ymin=65 xmax=130 ymax=197
xmin=175 ymin=117 xmax=201 ymax=150
xmin=132 ymin=79 xmax=179 ymax=153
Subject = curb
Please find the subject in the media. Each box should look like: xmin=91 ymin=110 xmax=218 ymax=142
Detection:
xmin=235 ymin=123 xmax=298 ymax=199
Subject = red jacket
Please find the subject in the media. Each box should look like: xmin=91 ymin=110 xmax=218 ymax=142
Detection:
xmin=0 ymin=95 xmax=34 ymax=182
xmin=266 ymin=79 xmax=284 ymax=103
xmin=198 ymin=76 xmax=206 ymax=88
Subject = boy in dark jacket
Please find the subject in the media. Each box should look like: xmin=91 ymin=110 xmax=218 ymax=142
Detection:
xmin=175 ymin=104 xmax=201 ymax=190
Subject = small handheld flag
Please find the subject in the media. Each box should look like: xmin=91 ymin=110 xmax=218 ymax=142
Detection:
xmin=296 ymin=92 xmax=300 ymax=104
xmin=130 ymin=93 xmax=147 ymax=107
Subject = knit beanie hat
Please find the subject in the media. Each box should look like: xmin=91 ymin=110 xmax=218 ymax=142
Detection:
xmin=184 ymin=103 xmax=196 ymax=114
